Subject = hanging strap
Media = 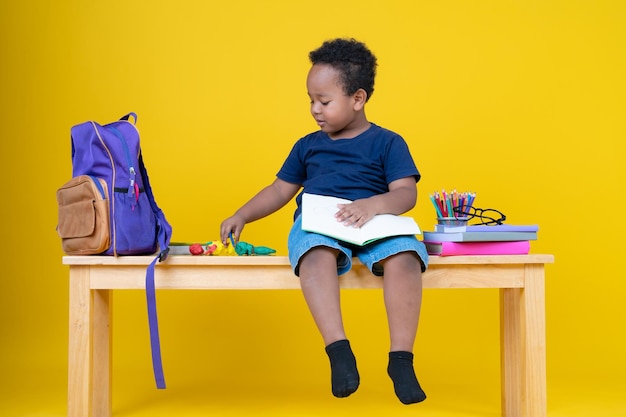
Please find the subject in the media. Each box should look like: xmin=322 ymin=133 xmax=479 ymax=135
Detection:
xmin=146 ymin=212 xmax=170 ymax=389
xmin=139 ymin=152 xmax=172 ymax=389
xmin=146 ymin=254 xmax=166 ymax=388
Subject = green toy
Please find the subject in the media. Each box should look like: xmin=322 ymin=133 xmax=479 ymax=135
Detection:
xmin=234 ymin=241 xmax=276 ymax=256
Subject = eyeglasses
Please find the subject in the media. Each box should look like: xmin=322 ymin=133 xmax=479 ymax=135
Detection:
xmin=453 ymin=206 xmax=506 ymax=225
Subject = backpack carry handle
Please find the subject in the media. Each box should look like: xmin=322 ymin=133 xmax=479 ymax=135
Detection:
xmin=120 ymin=112 xmax=138 ymax=124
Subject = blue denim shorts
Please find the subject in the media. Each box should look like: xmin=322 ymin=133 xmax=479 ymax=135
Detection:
xmin=287 ymin=215 xmax=429 ymax=277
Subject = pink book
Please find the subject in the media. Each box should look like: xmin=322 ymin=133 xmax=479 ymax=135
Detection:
xmin=424 ymin=240 xmax=530 ymax=256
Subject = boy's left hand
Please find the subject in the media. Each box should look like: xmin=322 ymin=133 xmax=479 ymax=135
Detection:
xmin=333 ymin=179 xmax=417 ymax=228
xmin=335 ymin=200 xmax=375 ymax=228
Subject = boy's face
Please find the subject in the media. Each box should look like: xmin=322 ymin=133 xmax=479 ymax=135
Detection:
xmin=307 ymin=64 xmax=364 ymax=139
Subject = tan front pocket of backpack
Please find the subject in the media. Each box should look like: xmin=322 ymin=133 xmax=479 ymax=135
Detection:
xmin=57 ymin=175 xmax=110 ymax=255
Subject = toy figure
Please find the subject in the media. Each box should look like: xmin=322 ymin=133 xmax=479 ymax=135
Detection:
xmin=188 ymin=240 xmax=275 ymax=256
xmin=206 ymin=240 xmax=237 ymax=256
xmin=234 ymin=241 xmax=276 ymax=256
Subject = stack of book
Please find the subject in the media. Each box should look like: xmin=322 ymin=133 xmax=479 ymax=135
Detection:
xmin=422 ymin=224 xmax=538 ymax=256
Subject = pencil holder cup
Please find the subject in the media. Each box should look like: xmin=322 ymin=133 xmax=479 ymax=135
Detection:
xmin=437 ymin=217 xmax=469 ymax=226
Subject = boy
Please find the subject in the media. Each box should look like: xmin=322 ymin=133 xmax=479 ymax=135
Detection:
xmin=220 ymin=38 xmax=428 ymax=405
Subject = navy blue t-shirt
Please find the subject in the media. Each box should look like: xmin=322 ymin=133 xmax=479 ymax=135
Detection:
xmin=277 ymin=123 xmax=420 ymax=219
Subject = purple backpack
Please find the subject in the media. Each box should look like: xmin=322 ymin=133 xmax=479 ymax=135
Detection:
xmin=70 ymin=112 xmax=171 ymax=388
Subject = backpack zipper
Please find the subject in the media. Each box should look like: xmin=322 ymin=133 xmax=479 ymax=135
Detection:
xmin=109 ymin=126 xmax=139 ymax=209
xmin=91 ymin=122 xmax=117 ymax=256
xmin=88 ymin=175 xmax=106 ymax=199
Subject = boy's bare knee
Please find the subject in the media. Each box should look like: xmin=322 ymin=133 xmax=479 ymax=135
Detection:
xmin=299 ymin=246 xmax=340 ymax=276
xmin=380 ymin=252 xmax=422 ymax=276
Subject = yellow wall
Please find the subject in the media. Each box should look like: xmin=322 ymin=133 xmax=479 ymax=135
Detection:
xmin=1 ymin=0 xmax=625 ymax=412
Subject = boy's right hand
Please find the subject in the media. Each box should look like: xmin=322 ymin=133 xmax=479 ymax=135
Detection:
xmin=220 ymin=213 xmax=246 ymax=245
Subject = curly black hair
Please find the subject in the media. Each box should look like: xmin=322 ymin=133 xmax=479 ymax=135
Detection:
xmin=309 ymin=38 xmax=377 ymax=101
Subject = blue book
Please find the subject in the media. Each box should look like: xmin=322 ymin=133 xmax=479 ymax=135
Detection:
xmin=423 ymin=230 xmax=537 ymax=242
xmin=467 ymin=224 xmax=539 ymax=232
xmin=435 ymin=224 xmax=539 ymax=233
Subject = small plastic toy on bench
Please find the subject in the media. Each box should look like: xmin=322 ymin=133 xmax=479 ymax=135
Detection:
xmin=171 ymin=235 xmax=276 ymax=256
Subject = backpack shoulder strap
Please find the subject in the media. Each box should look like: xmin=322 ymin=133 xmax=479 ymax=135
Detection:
xmin=138 ymin=152 xmax=172 ymax=389
xmin=138 ymin=153 xmax=172 ymax=260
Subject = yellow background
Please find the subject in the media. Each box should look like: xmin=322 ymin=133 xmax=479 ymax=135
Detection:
xmin=1 ymin=1 xmax=625 ymax=416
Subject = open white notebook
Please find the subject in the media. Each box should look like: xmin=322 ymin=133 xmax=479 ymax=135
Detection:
xmin=301 ymin=193 xmax=421 ymax=246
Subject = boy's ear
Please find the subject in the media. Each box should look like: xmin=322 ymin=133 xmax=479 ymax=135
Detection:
xmin=352 ymin=88 xmax=368 ymax=110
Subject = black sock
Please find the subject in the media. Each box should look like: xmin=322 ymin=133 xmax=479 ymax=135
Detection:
xmin=387 ymin=351 xmax=426 ymax=404
xmin=325 ymin=339 xmax=360 ymax=398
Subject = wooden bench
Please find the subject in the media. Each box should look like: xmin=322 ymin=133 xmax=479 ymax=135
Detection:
xmin=64 ymin=254 xmax=554 ymax=417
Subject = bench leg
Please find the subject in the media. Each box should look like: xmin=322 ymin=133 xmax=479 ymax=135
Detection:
xmin=500 ymin=265 xmax=547 ymax=417
xmin=93 ymin=289 xmax=112 ymax=417
xmin=68 ymin=266 xmax=112 ymax=417
xmin=521 ymin=264 xmax=547 ymax=417
xmin=68 ymin=266 xmax=93 ymax=417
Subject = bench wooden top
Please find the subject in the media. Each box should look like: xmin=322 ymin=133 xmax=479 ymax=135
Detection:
xmin=63 ymin=254 xmax=554 ymax=266
xmin=63 ymin=254 xmax=554 ymax=290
